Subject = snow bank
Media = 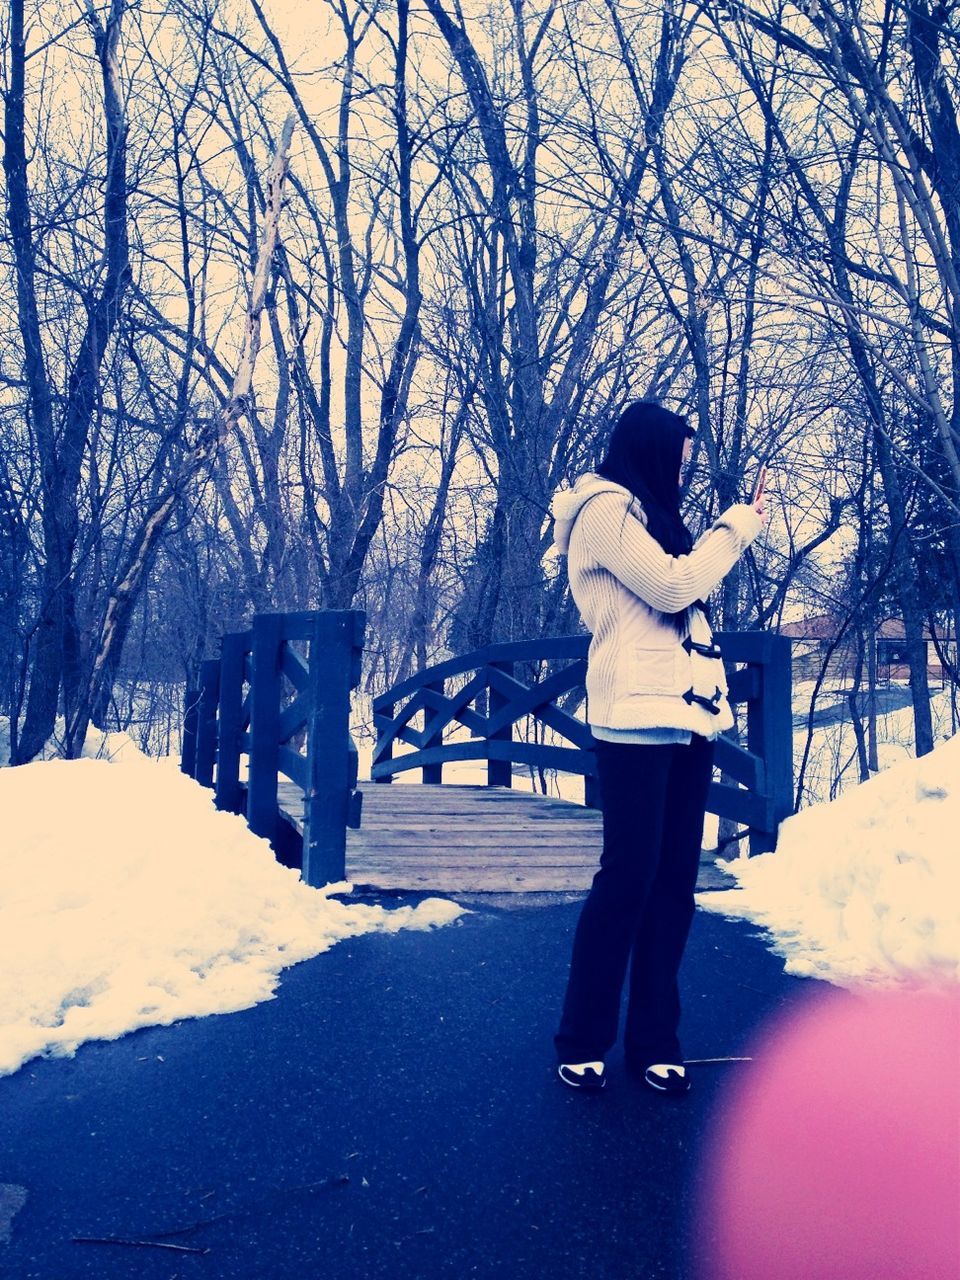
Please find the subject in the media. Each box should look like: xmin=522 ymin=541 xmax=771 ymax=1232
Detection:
xmin=0 ymin=718 xmax=147 ymax=767
xmin=697 ymin=734 xmax=960 ymax=990
xmin=0 ymin=758 xmax=467 ymax=1076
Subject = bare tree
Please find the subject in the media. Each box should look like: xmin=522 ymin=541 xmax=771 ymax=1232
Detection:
xmin=704 ymin=0 xmax=958 ymax=754
xmin=4 ymin=0 xmax=131 ymax=761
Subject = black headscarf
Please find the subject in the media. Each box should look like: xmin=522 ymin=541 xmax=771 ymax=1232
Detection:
xmin=596 ymin=400 xmax=703 ymax=634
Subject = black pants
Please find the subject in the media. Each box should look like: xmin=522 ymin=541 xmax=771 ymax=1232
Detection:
xmin=554 ymin=733 xmax=716 ymax=1067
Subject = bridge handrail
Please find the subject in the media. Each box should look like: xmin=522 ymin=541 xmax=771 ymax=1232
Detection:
xmin=373 ymin=630 xmax=793 ymax=854
xmin=182 ymin=610 xmax=366 ymax=886
xmin=372 ymin=637 xmax=591 ymax=710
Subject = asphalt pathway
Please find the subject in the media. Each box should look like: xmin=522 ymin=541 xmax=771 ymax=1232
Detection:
xmin=1 ymin=892 xmax=826 ymax=1280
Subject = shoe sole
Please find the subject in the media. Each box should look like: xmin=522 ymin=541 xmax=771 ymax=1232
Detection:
xmin=643 ymin=1069 xmax=691 ymax=1095
xmin=558 ymin=1065 xmax=606 ymax=1091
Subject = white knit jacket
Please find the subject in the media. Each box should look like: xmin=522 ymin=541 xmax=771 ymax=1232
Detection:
xmin=550 ymin=474 xmax=764 ymax=736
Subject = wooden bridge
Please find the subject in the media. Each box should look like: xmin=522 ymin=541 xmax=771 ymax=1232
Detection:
xmin=181 ymin=611 xmax=793 ymax=893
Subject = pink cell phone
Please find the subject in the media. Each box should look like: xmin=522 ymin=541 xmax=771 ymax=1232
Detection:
xmin=752 ymin=465 xmax=767 ymax=503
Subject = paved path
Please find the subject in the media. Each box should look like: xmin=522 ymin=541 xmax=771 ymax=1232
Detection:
xmin=0 ymin=893 xmax=825 ymax=1279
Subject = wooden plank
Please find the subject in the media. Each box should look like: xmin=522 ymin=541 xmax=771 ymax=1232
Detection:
xmin=355 ymin=795 xmax=575 ymax=809
xmin=349 ymin=838 xmax=600 ymax=852
xmin=181 ymin=687 xmax=200 ymax=777
xmin=350 ymin=859 xmax=599 ymax=871
xmin=713 ymin=736 xmax=764 ymax=789
xmin=420 ymin=679 xmax=445 ymax=784
xmin=371 ymin=637 xmax=590 ymax=712
xmin=277 ymin=784 xmax=600 ymax=816
xmin=344 ymin=805 xmax=597 ymax=820
xmin=301 ymin=610 xmax=364 ymax=887
xmin=216 ymin=632 xmax=248 ymax=815
xmin=349 ymin=815 xmax=600 ymax=832
xmin=484 ymin=637 xmax=589 ymax=665
xmin=278 ymin=745 xmax=308 ymax=790
xmin=353 ymin=841 xmax=601 ymax=852
xmin=708 ymin=780 xmax=770 ymax=830
xmin=277 ymin=692 xmax=310 ymax=743
xmin=194 ymin=659 xmax=220 ymax=789
xmin=356 ymin=790 xmax=593 ymax=808
xmin=349 ymin=850 xmax=600 ymax=861
xmin=349 ymin=825 xmax=601 ymax=838
xmin=353 ymin=829 xmax=601 ymax=840
xmin=247 ymin=613 xmax=283 ymax=843
xmin=354 ymin=802 xmax=601 ymax=815
xmin=274 ymin=779 xmax=725 ymax=895
xmin=351 ymin=854 xmax=599 ymax=865
xmin=420 ymin=671 xmax=490 ymax=745
xmin=356 ymin=810 xmax=598 ymax=822
xmin=754 ymin=633 xmax=794 ymax=852
xmin=359 ymin=824 xmax=600 ymax=834
xmin=343 ymin=869 xmax=596 ymax=892
xmin=298 ymin=826 xmax=597 ymax=840
xmin=348 ymin=830 xmax=599 ymax=844
xmin=280 ymin=643 xmax=310 ymax=693
xmin=353 ymin=803 xmax=601 ymax=814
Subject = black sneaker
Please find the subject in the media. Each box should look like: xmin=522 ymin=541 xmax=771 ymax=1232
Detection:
xmin=642 ymin=1062 xmax=691 ymax=1095
xmin=558 ymin=1061 xmax=606 ymax=1091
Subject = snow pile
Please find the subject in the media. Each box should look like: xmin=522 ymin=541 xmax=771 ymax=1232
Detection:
xmin=0 ymin=719 xmax=147 ymax=767
xmin=0 ymin=758 xmax=467 ymax=1076
xmin=697 ymin=733 xmax=960 ymax=990
xmin=72 ymin=727 xmax=147 ymax=763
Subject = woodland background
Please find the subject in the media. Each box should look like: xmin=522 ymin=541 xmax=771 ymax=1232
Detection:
xmin=1 ymin=0 xmax=957 ymax=807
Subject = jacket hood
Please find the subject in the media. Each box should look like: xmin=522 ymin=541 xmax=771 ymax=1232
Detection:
xmin=549 ymin=473 xmax=643 ymax=556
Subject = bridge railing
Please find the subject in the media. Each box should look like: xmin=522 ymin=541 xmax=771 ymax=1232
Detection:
xmin=372 ymin=631 xmax=793 ymax=854
xmin=181 ymin=609 xmax=366 ymax=886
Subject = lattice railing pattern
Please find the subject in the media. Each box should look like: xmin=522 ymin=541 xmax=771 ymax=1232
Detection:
xmin=373 ymin=631 xmax=793 ymax=854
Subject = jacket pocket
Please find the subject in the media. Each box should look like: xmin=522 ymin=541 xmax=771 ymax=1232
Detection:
xmin=627 ymin=645 xmax=686 ymax=695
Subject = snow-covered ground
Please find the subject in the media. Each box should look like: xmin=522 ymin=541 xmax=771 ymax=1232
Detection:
xmin=697 ymin=732 xmax=960 ymax=991
xmin=0 ymin=748 xmax=466 ymax=1078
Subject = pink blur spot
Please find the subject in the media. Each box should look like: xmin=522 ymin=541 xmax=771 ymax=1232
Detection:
xmin=698 ymin=981 xmax=960 ymax=1280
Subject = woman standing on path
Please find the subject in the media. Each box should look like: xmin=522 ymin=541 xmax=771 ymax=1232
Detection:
xmin=549 ymin=401 xmax=767 ymax=1096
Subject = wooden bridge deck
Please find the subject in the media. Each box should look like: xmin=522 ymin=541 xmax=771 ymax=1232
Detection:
xmin=276 ymin=781 xmax=733 ymax=894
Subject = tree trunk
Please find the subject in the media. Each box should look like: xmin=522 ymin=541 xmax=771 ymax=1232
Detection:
xmin=7 ymin=0 xmax=131 ymax=761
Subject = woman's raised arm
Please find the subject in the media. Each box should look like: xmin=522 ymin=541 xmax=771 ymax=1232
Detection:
xmin=574 ymin=494 xmax=763 ymax=614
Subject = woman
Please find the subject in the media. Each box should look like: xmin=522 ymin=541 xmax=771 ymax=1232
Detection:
xmin=549 ymin=400 xmax=767 ymax=1095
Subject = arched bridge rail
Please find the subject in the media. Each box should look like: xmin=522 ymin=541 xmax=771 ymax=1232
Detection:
xmin=373 ymin=631 xmax=793 ymax=855
xmin=373 ymin=637 xmax=593 ymax=792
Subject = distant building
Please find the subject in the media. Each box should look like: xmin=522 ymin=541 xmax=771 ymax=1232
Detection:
xmin=779 ymin=614 xmax=954 ymax=685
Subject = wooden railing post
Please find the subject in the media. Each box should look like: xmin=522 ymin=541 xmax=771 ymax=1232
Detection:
xmin=247 ymin=613 xmax=283 ymax=844
xmin=422 ymin=679 xmax=445 ymax=784
xmin=216 ymin=630 xmax=249 ymax=815
xmin=747 ymin=632 xmax=794 ymax=854
xmin=374 ymin=702 xmax=394 ymax=784
xmin=301 ymin=609 xmax=366 ymax=888
xmin=487 ymin=659 xmax=514 ymax=787
xmin=194 ymin=658 xmax=220 ymax=788
xmin=181 ymin=686 xmax=201 ymax=777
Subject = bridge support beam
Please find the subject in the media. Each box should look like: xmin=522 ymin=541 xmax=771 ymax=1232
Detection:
xmin=301 ymin=610 xmax=365 ymax=888
xmin=487 ymin=660 xmax=514 ymax=787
